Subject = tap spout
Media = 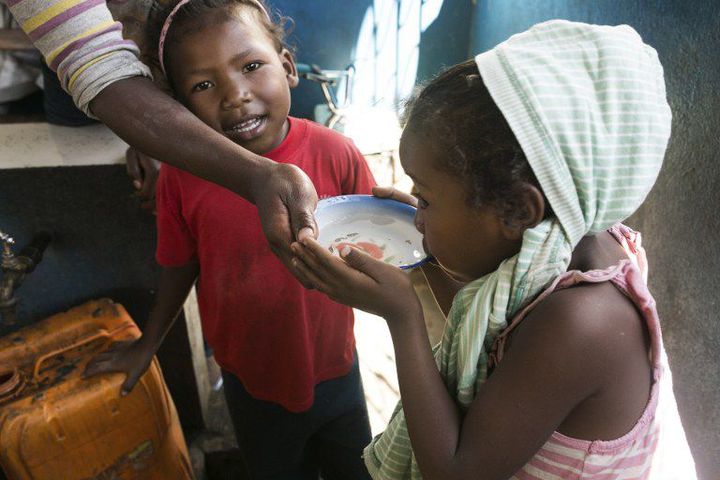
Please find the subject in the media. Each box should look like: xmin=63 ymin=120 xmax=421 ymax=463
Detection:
xmin=0 ymin=232 xmax=52 ymax=327
xmin=18 ymin=232 xmax=52 ymax=274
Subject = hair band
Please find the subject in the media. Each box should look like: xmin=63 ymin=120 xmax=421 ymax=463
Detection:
xmin=158 ymin=0 xmax=271 ymax=76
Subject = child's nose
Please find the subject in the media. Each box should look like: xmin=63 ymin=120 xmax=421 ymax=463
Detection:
xmin=221 ymin=83 xmax=251 ymax=110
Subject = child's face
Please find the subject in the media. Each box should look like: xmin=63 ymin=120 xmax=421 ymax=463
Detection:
xmin=400 ymin=130 xmax=522 ymax=282
xmin=167 ymin=12 xmax=298 ymax=155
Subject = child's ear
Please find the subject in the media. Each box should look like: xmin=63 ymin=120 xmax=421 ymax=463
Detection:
xmin=499 ymin=184 xmax=546 ymax=240
xmin=280 ymin=49 xmax=299 ymax=88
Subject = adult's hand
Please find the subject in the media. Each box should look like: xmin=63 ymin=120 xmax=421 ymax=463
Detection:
xmin=126 ymin=147 xmax=160 ymax=212
xmin=253 ymin=162 xmax=319 ymax=287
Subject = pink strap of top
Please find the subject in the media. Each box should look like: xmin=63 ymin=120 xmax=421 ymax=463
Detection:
xmin=489 ymin=224 xmax=662 ymax=383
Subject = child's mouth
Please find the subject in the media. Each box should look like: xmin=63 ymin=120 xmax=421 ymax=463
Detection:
xmin=225 ymin=116 xmax=266 ymax=141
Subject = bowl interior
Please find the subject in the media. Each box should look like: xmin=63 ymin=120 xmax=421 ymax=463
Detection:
xmin=316 ymin=195 xmax=426 ymax=269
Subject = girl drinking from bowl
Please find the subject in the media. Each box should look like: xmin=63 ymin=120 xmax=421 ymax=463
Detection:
xmin=291 ymin=20 xmax=696 ymax=479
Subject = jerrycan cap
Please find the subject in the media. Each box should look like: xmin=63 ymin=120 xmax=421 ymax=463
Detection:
xmin=0 ymin=368 xmax=23 ymax=398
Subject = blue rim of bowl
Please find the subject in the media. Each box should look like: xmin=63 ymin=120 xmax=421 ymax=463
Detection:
xmin=315 ymin=194 xmax=428 ymax=270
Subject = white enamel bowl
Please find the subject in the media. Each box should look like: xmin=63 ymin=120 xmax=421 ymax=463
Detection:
xmin=315 ymin=195 xmax=427 ymax=269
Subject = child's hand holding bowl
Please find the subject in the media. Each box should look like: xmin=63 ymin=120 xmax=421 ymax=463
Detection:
xmin=291 ymin=185 xmax=425 ymax=324
xmin=291 ymin=236 xmax=422 ymax=325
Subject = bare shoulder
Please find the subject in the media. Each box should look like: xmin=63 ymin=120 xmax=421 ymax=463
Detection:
xmin=460 ymin=270 xmax=652 ymax=462
xmin=509 ymin=278 xmax=652 ymax=438
xmin=517 ymin=281 xmax=646 ymax=366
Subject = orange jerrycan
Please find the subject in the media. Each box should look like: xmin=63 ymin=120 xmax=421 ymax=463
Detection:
xmin=0 ymin=299 xmax=194 ymax=479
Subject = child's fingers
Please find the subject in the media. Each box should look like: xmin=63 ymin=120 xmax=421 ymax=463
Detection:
xmin=291 ymin=241 xmax=337 ymax=285
xmin=301 ymin=237 xmax=388 ymax=283
xmin=121 ymin=370 xmax=143 ymax=396
xmin=339 ymin=245 xmax=386 ymax=281
xmin=293 ymin=239 xmax=335 ymax=270
xmin=291 ymin=256 xmax=328 ymax=292
xmin=290 ymin=265 xmax=315 ymax=290
xmin=372 ymin=185 xmax=418 ymax=208
xmin=125 ymin=148 xmax=143 ymax=189
xmin=294 ymin=240 xmax=378 ymax=298
xmin=105 ymin=340 xmax=133 ymax=352
xmin=84 ymin=355 xmax=116 ymax=377
xmin=301 ymin=237 xmax=346 ymax=268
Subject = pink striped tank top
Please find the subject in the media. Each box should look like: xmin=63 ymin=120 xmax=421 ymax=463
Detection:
xmin=491 ymin=225 xmax=697 ymax=479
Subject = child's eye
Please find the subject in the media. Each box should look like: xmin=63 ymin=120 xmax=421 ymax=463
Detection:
xmin=243 ymin=62 xmax=262 ymax=73
xmin=191 ymin=80 xmax=214 ymax=92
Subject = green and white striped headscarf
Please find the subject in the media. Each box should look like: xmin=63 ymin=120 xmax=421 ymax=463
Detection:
xmin=364 ymin=20 xmax=671 ymax=479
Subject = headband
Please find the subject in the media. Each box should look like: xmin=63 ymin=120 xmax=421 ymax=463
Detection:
xmin=158 ymin=0 xmax=271 ymax=76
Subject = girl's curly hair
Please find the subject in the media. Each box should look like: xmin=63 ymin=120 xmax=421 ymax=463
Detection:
xmin=403 ymin=59 xmax=553 ymax=222
xmin=145 ymin=0 xmax=292 ymax=85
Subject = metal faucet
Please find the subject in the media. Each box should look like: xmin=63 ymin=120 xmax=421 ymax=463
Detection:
xmin=0 ymin=230 xmax=52 ymax=327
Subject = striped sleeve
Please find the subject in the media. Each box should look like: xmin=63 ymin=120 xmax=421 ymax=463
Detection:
xmin=6 ymin=0 xmax=151 ymax=117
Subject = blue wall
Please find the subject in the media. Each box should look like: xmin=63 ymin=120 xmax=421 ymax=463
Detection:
xmin=0 ymin=166 xmax=158 ymax=328
xmin=270 ymin=0 xmax=372 ymax=119
xmin=470 ymin=2 xmax=720 ymax=477
xmin=416 ymin=0 xmax=474 ymax=84
xmin=271 ymin=0 xmax=474 ymax=119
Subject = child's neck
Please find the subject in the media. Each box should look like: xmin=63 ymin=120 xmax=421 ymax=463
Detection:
xmin=254 ymin=117 xmax=291 ymax=156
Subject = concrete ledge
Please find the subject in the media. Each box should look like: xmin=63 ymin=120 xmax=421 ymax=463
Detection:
xmin=0 ymin=122 xmax=127 ymax=169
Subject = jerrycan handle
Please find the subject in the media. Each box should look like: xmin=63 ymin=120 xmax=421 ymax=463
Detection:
xmin=32 ymin=325 xmax=132 ymax=382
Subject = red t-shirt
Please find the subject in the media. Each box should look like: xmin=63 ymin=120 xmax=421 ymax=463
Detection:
xmin=155 ymin=117 xmax=376 ymax=412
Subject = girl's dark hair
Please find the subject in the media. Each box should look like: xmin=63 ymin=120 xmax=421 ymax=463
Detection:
xmin=403 ymin=59 xmax=553 ymax=222
xmin=145 ymin=0 xmax=291 ymax=83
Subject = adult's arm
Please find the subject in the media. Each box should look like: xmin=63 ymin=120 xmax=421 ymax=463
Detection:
xmin=91 ymin=77 xmax=275 ymax=200
xmin=91 ymin=77 xmax=320 ymax=268
xmin=6 ymin=0 xmax=318 ymax=272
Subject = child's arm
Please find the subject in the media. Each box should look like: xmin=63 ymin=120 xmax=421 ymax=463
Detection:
xmin=291 ymin=240 xmax=611 ymax=480
xmin=85 ymin=260 xmax=200 ymax=396
xmin=385 ymin=289 xmax=600 ymax=479
xmin=126 ymin=147 xmax=160 ymax=212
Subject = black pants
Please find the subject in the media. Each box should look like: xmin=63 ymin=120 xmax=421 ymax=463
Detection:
xmin=222 ymin=354 xmax=372 ymax=480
